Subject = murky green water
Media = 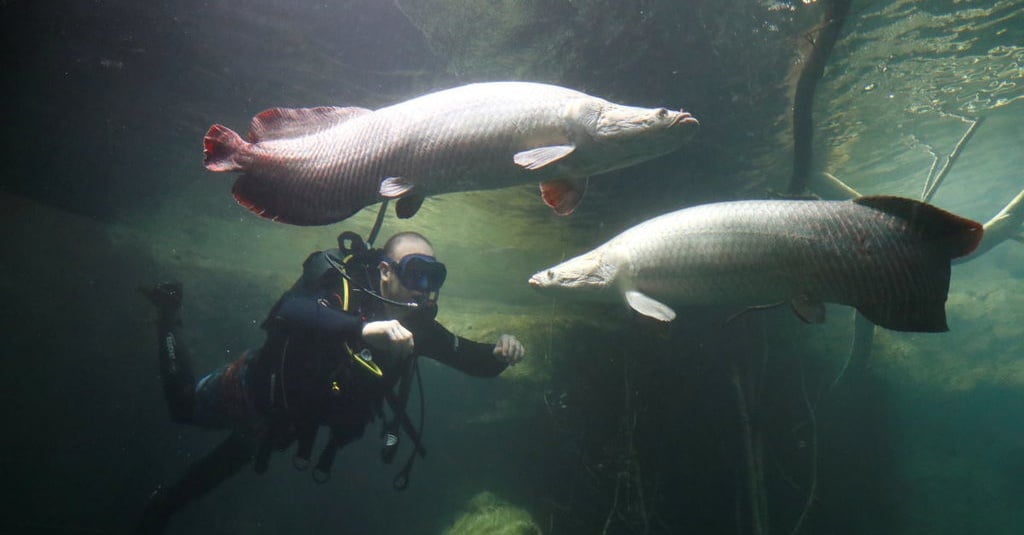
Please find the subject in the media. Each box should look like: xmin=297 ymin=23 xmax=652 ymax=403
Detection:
xmin=2 ymin=0 xmax=1023 ymax=533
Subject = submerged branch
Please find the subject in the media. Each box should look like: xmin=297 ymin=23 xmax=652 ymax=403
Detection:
xmin=921 ymin=117 xmax=984 ymax=203
xmin=391 ymin=0 xmax=444 ymax=65
xmin=958 ymin=185 xmax=1024 ymax=262
xmin=845 ymin=311 xmax=875 ymax=382
xmin=602 ymin=353 xmax=651 ymax=535
xmin=789 ymin=360 xmax=819 ymax=535
xmin=819 ymin=171 xmax=862 ymax=199
xmin=731 ymin=361 xmax=765 ymax=535
xmin=789 ymin=0 xmax=854 ymax=194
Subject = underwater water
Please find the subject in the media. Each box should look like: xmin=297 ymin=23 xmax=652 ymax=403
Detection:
xmin=2 ymin=0 xmax=1023 ymax=533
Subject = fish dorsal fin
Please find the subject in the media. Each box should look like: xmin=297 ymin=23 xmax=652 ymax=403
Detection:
xmin=853 ymin=196 xmax=983 ymax=258
xmin=514 ymin=144 xmax=576 ymax=170
xmin=249 ymin=106 xmax=372 ymax=142
xmin=790 ymin=295 xmax=825 ymax=324
xmin=623 ymin=290 xmax=676 ymax=322
xmin=540 ymin=178 xmax=588 ymax=216
xmin=396 ymin=194 xmax=425 ymax=219
xmin=379 ymin=176 xmax=415 ymax=198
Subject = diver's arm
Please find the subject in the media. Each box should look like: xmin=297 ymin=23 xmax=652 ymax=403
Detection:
xmin=272 ymin=294 xmax=364 ymax=335
xmin=264 ymin=250 xmax=365 ymax=336
xmin=413 ymin=321 xmax=510 ymax=377
xmin=275 ymin=293 xmax=420 ymax=359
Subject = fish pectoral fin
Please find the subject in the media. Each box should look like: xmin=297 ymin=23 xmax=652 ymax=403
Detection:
xmin=514 ymin=144 xmax=576 ymax=170
xmin=790 ymin=295 xmax=826 ymax=324
xmin=624 ymin=290 xmax=676 ymax=322
xmin=379 ymin=176 xmax=416 ymax=198
xmin=249 ymin=106 xmax=372 ymax=142
xmin=395 ymin=194 xmax=425 ymax=219
xmin=540 ymin=178 xmax=588 ymax=216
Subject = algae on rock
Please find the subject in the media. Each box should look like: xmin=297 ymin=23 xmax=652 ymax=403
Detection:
xmin=441 ymin=491 xmax=542 ymax=535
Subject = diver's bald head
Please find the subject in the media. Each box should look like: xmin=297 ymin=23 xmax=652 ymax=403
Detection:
xmin=383 ymin=231 xmax=435 ymax=260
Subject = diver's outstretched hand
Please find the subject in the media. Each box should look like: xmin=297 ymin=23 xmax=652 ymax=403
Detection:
xmin=493 ymin=334 xmax=525 ymax=366
xmin=362 ymin=319 xmax=415 ymax=358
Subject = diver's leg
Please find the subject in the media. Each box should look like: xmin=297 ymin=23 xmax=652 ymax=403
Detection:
xmin=142 ymin=281 xmax=196 ymax=423
xmin=136 ymin=431 xmax=256 ymax=534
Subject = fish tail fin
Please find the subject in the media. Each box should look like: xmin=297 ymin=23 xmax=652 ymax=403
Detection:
xmin=854 ymin=196 xmax=984 ymax=258
xmin=851 ymin=197 xmax=985 ymax=332
xmin=203 ymin=124 xmax=249 ymax=172
xmin=927 ymin=207 xmax=985 ymax=259
xmin=856 ymin=299 xmax=949 ymax=333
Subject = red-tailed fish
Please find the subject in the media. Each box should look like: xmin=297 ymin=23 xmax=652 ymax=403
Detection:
xmin=203 ymin=82 xmax=699 ymax=225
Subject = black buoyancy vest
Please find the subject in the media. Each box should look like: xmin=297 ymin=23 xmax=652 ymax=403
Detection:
xmin=253 ymin=234 xmax=425 ymax=485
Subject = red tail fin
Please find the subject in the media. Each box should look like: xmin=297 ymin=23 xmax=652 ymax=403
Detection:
xmin=203 ymin=124 xmax=248 ymax=172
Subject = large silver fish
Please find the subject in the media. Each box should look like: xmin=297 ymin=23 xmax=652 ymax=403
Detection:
xmin=203 ymin=82 xmax=699 ymax=225
xmin=528 ymin=196 xmax=983 ymax=332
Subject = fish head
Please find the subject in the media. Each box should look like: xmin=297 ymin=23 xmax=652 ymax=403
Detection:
xmin=528 ymin=249 xmax=620 ymax=299
xmin=582 ymin=102 xmax=699 ymax=167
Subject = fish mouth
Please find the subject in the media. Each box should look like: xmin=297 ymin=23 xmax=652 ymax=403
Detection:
xmin=674 ymin=111 xmax=699 ymax=127
xmin=527 ymin=275 xmax=543 ymax=288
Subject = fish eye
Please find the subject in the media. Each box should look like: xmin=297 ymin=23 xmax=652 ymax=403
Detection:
xmin=656 ymin=108 xmax=668 ymax=118
xmin=546 ymin=270 xmax=554 ymax=279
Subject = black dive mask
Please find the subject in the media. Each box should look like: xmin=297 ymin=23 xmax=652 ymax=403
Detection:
xmin=387 ymin=254 xmax=447 ymax=294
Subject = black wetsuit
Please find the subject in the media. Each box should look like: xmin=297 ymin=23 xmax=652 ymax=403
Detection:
xmin=138 ymin=248 xmax=507 ymax=533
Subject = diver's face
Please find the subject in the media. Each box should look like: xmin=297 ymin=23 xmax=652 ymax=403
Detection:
xmin=379 ymin=238 xmax=436 ymax=318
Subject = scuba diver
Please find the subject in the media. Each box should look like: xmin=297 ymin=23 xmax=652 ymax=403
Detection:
xmin=137 ymin=230 xmax=525 ymax=533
